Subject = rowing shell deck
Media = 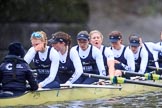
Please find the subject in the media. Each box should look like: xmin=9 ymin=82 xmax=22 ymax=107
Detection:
xmin=0 ymin=81 xmax=161 ymax=107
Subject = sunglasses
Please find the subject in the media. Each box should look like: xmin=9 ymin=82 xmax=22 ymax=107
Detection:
xmin=31 ymin=32 xmax=42 ymax=38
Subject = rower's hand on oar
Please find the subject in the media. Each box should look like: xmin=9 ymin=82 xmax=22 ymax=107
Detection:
xmin=115 ymin=70 xmax=122 ymax=76
xmin=61 ymin=81 xmax=73 ymax=88
xmin=65 ymin=81 xmax=72 ymax=85
xmin=38 ymin=83 xmax=42 ymax=89
xmin=110 ymin=76 xmax=125 ymax=84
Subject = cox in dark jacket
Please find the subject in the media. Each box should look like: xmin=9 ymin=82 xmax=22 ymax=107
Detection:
xmin=0 ymin=42 xmax=38 ymax=98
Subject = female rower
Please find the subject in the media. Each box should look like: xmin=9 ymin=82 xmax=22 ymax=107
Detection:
xmin=48 ymin=31 xmax=83 ymax=84
xmin=139 ymin=36 xmax=162 ymax=72
xmin=108 ymin=31 xmax=135 ymax=76
xmin=89 ymin=30 xmax=115 ymax=77
xmin=73 ymin=31 xmax=106 ymax=84
xmin=128 ymin=34 xmax=148 ymax=74
xmin=24 ymin=31 xmax=60 ymax=89
xmin=156 ymin=32 xmax=162 ymax=67
xmin=156 ymin=31 xmax=162 ymax=46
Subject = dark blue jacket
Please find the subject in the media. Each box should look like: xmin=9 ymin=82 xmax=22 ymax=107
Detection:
xmin=0 ymin=55 xmax=38 ymax=92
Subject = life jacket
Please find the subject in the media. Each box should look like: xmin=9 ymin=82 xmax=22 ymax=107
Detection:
xmin=0 ymin=55 xmax=28 ymax=91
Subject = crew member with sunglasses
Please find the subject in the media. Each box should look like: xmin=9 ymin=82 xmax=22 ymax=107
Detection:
xmin=24 ymin=31 xmax=60 ymax=89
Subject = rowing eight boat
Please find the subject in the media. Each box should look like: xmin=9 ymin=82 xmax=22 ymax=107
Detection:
xmin=0 ymin=81 xmax=162 ymax=107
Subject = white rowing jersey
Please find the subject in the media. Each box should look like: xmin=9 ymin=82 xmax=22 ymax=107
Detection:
xmin=109 ymin=45 xmax=135 ymax=71
xmin=24 ymin=46 xmax=60 ymax=87
xmin=100 ymin=45 xmax=114 ymax=61
xmin=58 ymin=46 xmax=83 ymax=84
xmin=73 ymin=44 xmax=106 ymax=76
xmin=144 ymin=42 xmax=162 ymax=68
xmin=156 ymin=41 xmax=162 ymax=46
xmin=156 ymin=41 xmax=162 ymax=63
xmin=132 ymin=46 xmax=148 ymax=74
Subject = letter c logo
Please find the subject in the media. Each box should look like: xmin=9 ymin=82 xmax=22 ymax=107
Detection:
xmin=6 ymin=63 xmax=13 ymax=70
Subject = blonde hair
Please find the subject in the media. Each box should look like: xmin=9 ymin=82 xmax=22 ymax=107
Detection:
xmin=89 ymin=30 xmax=103 ymax=40
xmin=30 ymin=31 xmax=48 ymax=46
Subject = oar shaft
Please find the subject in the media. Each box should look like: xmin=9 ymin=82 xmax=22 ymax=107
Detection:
xmin=121 ymin=70 xmax=162 ymax=80
xmin=83 ymin=73 xmax=162 ymax=87
xmin=125 ymin=79 xmax=162 ymax=87
xmin=148 ymin=66 xmax=162 ymax=71
xmin=60 ymin=84 xmax=122 ymax=89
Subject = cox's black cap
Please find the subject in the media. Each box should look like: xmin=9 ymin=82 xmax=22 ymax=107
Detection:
xmin=8 ymin=42 xmax=25 ymax=58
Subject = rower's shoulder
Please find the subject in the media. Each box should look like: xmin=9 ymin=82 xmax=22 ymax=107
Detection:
xmin=125 ymin=46 xmax=132 ymax=52
xmin=144 ymin=42 xmax=156 ymax=46
xmin=50 ymin=46 xmax=59 ymax=54
xmin=103 ymin=46 xmax=114 ymax=55
xmin=71 ymin=45 xmax=78 ymax=50
xmin=69 ymin=47 xmax=80 ymax=56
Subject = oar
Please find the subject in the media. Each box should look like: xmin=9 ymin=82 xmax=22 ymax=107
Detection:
xmin=148 ymin=66 xmax=162 ymax=71
xmin=30 ymin=69 xmax=121 ymax=89
xmin=149 ymin=59 xmax=162 ymax=63
xmin=60 ymin=84 xmax=122 ymax=89
xmin=31 ymin=69 xmax=162 ymax=87
xmin=121 ymin=70 xmax=162 ymax=80
xmin=83 ymin=73 xmax=162 ymax=87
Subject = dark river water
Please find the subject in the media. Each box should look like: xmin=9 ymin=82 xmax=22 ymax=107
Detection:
xmin=20 ymin=91 xmax=162 ymax=108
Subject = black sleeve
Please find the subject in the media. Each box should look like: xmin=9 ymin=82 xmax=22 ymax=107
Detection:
xmin=0 ymin=64 xmax=3 ymax=90
xmin=26 ymin=70 xmax=38 ymax=91
xmin=24 ymin=63 xmax=38 ymax=91
xmin=0 ymin=71 xmax=2 ymax=90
